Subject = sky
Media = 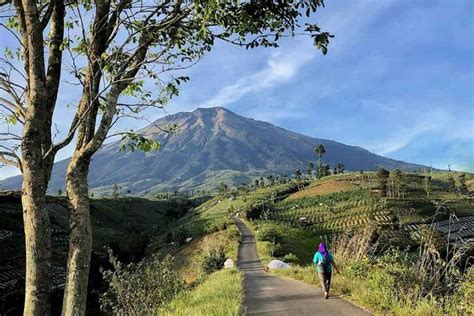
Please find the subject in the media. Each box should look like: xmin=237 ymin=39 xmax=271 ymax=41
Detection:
xmin=0 ymin=0 xmax=473 ymax=179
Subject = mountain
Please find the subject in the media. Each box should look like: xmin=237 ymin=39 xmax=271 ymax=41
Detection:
xmin=0 ymin=107 xmax=427 ymax=194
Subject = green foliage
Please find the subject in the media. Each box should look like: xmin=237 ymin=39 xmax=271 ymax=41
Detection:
xmin=246 ymin=201 xmax=274 ymax=220
xmin=200 ymin=243 xmax=226 ymax=274
xmin=256 ymin=224 xmax=283 ymax=244
xmin=173 ymin=226 xmax=191 ymax=246
xmin=314 ymin=144 xmax=326 ymax=179
xmin=100 ymin=252 xmax=184 ymax=314
xmin=366 ymin=268 xmax=397 ymax=310
xmin=343 ymin=258 xmax=370 ymax=279
xmin=282 ymin=253 xmax=299 ymax=264
xmin=120 ymin=131 xmax=161 ymax=152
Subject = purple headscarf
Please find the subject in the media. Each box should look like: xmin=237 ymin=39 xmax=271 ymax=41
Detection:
xmin=318 ymin=242 xmax=328 ymax=258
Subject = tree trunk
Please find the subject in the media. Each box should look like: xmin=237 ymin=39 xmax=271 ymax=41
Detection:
xmin=62 ymin=153 xmax=92 ymax=316
xmin=21 ymin=171 xmax=51 ymax=315
xmin=21 ymin=99 xmax=55 ymax=315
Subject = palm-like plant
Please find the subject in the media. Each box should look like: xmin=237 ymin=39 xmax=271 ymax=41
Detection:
xmin=314 ymin=144 xmax=326 ymax=178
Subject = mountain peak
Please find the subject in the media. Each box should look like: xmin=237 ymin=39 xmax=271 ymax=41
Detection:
xmin=0 ymin=107 xmax=426 ymax=194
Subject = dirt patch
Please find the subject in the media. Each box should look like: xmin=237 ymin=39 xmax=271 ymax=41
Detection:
xmin=287 ymin=179 xmax=355 ymax=199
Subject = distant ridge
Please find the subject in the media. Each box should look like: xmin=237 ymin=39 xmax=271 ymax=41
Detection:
xmin=0 ymin=107 xmax=427 ymax=194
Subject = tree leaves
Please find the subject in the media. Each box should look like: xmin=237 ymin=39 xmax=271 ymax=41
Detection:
xmin=119 ymin=131 xmax=161 ymax=153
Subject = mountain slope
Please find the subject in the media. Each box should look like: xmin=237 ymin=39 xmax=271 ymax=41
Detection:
xmin=0 ymin=107 xmax=426 ymax=194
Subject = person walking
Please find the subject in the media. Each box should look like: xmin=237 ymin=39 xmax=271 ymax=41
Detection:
xmin=313 ymin=242 xmax=338 ymax=299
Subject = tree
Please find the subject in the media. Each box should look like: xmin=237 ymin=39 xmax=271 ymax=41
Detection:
xmin=324 ymin=164 xmax=330 ymax=177
xmin=336 ymin=163 xmax=344 ymax=174
xmin=267 ymin=175 xmax=275 ymax=186
xmin=1 ymin=0 xmax=333 ymax=313
xmin=219 ymin=182 xmax=229 ymax=194
xmin=0 ymin=0 xmax=66 ymax=312
xmin=314 ymin=144 xmax=326 ymax=178
xmin=294 ymin=169 xmax=302 ymax=181
xmin=307 ymin=162 xmax=314 ymax=178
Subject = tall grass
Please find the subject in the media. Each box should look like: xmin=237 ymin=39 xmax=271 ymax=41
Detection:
xmin=274 ymin=222 xmax=473 ymax=315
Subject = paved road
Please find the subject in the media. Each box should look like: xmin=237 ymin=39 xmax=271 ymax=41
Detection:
xmin=234 ymin=218 xmax=371 ymax=315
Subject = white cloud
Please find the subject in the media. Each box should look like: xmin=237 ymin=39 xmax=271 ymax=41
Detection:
xmin=201 ymin=48 xmax=314 ymax=108
xmin=199 ymin=0 xmax=395 ymax=110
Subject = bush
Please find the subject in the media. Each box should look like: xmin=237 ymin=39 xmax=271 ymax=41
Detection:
xmin=246 ymin=202 xmax=274 ymax=220
xmin=200 ymin=243 xmax=226 ymax=274
xmin=225 ymin=224 xmax=241 ymax=241
xmin=173 ymin=226 xmax=190 ymax=246
xmin=282 ymin=253 xmax=299 ymax=264
xmin=366 ymin=268 xmax=397 ymax=310
xmin=100 ymin=251 xmax=184 ymax=314
xmin=256 ymin=224 xmax=283 ymax=244
xmin=343 ymin=258 xmax=370 ymax=279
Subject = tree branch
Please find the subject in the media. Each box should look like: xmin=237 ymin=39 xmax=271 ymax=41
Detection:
xmin=0 ymin=150 xmax=21 ymax=170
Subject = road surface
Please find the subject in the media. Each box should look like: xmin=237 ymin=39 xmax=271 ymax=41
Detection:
xmin=234 ymin=217 xmax=371 ymax=315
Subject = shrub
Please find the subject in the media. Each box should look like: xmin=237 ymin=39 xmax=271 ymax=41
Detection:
xmin=256 ymin=224 xmax=283 ymax=244
xmin=366 ymin=268 xmax=397 ymax=310
xmin=100 ymin=251 xmax=184 ymax=315
xmin=282 ymin=253 xmax=299 ymax=264
xmin=204 ymin=218 xmax=229 ymax=234
xmin=343 ymin=258 xmax=370 ymax=279
xmin=246 ymin=201 xmax=274 ymax=220
xmin=200 ymin=243 xmax=226 ymax=274
xmin=173 ymin=226 xmax=190 ymax=246
xmin=225 ymin=224 xmax=241 ymax=241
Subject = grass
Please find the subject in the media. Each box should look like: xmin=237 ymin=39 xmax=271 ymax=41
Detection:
xmin=162 ymin=268 xmax=243 ymax=316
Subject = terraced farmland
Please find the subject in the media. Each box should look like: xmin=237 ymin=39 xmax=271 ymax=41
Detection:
xmin=262 ymin=172 xmax=473 ymax=241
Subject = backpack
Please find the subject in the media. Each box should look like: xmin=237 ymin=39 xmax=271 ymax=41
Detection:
xmin=317 ymin=252 xmax=329 ymax=271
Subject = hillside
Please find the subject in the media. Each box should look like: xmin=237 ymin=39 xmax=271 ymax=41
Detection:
xmin=0 ymin=192 xmax=201 ymax=314
xmin=165 ymin=170 xmax=473 ymax=315
xmin=0 ymin=107 xmax=427 ymax=195
xmin=172 ymin=171 xmax=473 ymax=265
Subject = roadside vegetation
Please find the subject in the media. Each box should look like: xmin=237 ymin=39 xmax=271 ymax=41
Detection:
xmin=243 ymin=171 xmax=474 ymax=315
xmin=98 ymin=190 xmax=245 ymax=314
xmin=166 ymin=168 xmax=473 ymax=315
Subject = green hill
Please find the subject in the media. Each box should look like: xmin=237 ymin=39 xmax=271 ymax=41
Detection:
xmin=162 ymin=170 xmax=473 ymax=315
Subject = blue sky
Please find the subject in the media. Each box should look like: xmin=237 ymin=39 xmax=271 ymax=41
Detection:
xmin=0 ymin=0 xmax=473 ymax=179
